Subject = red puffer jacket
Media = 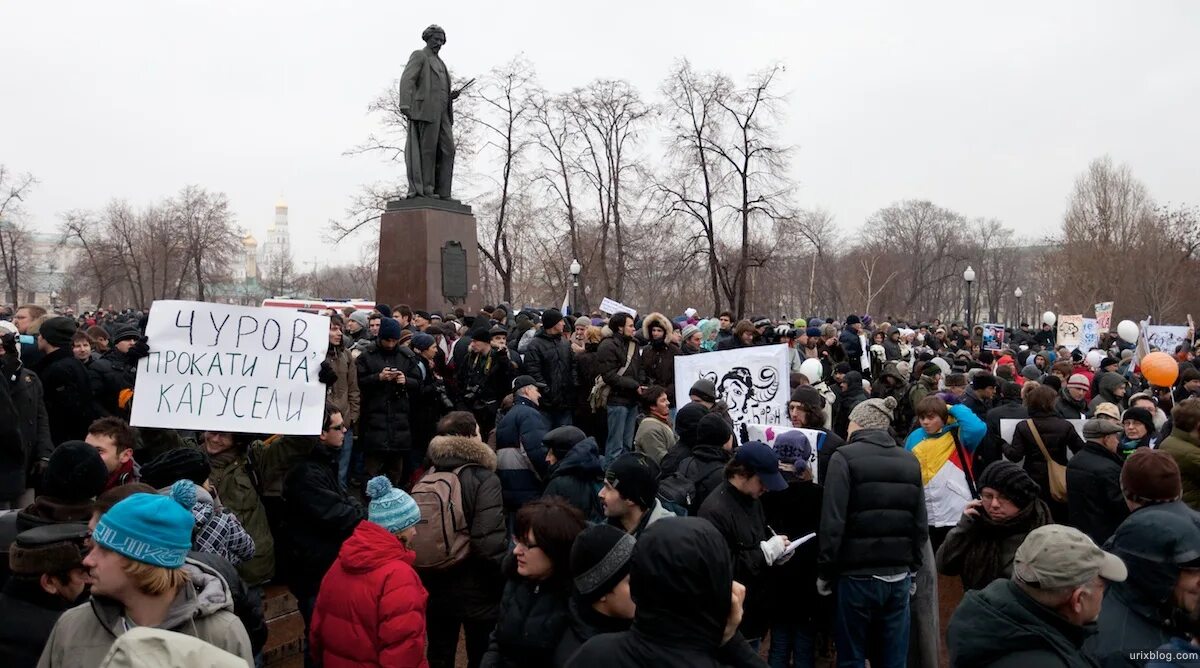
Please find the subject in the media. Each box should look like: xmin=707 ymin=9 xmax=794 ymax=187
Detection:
xmin=310 ymin=520 xmax=429 ymax=667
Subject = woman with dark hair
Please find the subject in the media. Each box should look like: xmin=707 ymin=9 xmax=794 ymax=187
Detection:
xmin=481 ymin=497 xmax=587 ymax=667
xmin=1005 ymin=384 xmax=1085 ymax=522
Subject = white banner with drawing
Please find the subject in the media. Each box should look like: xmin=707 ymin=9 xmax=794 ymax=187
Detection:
xmin=1147 ymin=325 xmax=1191 ymax=353
xmin=674 ymin=344 xmax=789 ymax=437
xmin=131 ymin=300 xmax=330 ymax=435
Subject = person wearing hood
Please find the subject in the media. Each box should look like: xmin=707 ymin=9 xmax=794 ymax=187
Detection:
xmin=1120 ymin=406 xmax=1157 ymax=458
xmin=699 ymin=441 xmax=792 ymax=645
xmin=883 ymin=329 xmax=903 ymax=362
xmin=1089 ymin=372 xmax=1129 ymax=416
xmin=832 ymin=370 xmax=868 ymax=439
xmin=542 ymin=426 xmax=604 ymax=522
xmin=422 ymin=412 xmax=507 ymax=668
xmin=552 ymin=524 xmax=636 ymax=664
xmin=904 ymin=394 xmax=987 ymax=549
xmin=819 ymin=396 xmax=927 ymax=668
xmin=1008 ymin=384 xmax=1086 ymax=522
xmin=640 ymin=313 xmax=679 ymax=410
xmin=936 ymin=461 xmax=1052 ymax=591
xmin=633 ymin=385 xmax=676 ymax=465
xmin=600 ymin=454 xmax=675 ymax=538
xmin=762 ymin=431 xmax=825 ymax=668
xmin=0 ymin=524 xmax=92 ymax=668
xmin=522 ymin=309 xmax=577 ymax=429
xmin=1158 ymin=399 xmax=1200 ymax=511
xmin=1057 ymin=374 xmax=1092 ymax=420
xmin=1084 ymin=501 xmax=1200 ymax=666
xmin=38 ymin=492 xmax=253 ymax=667
xmin=568 ymin=517 xmax=763 ymax=668
xmin=281 ymin=404 xmax=366 ymax=659
xmin=481 ymin=497 xmax=586 ymax=668
xmin=0 ymin=326 xmax=52 ymax=510
xmin=670 ymin=413 xmax=735 ymax=514
xmin=947 ymin=524 xmax=1127 ymax=667
xmin=310 ymin=476 xmax=428 ymax=668
xmin=1066 ymin=419 xmax=1130 ymax=546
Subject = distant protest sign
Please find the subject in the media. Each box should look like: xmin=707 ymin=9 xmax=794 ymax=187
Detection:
xmin=675 ymin=345 xmax=788 ymax=440
xmin=1058 ymin=315 xmax=1083 ymax=350
xmin=598 ymin=297 xmax=637 ymax=318
xmin=1094 ymin=302 xmax=1114 ymax=332
xmin=130 ymin=301 xmax=330 ymax=435
xmin=1147 ymin=325 xmax=1191 ymax=353
xmin=981 ymin=323 xmax=1005 ymax=351
xmin=1080 ymin=318 xmax=1099 ymax=352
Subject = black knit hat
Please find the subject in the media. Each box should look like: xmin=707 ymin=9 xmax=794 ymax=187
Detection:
xmin=542 ymin=308 xmax=564 ymax=331
xmin=39 ymin=316 xmax=76 ymax=349
xmin=543 ymin=426 xmax=587 ymax=461
xmin=1122 ymin=407 xmax=1155 ymax=435
xmin=972 ymin=373 xmax=998 ymax=390
xmin=571 ymin=524 xmax=636 ymax=604
xmin=696 ymin=412 xmax=734 ymax=448
xmin=41 ymin=441 xmax=107 ymax=502
xmin=789 ymin=385 xmax=826 ymax=410
xmin=922 ymin=363 xmax=943 ymax=378
xmin=140 ymin=448 xmax=212 ymax=489
xmin=603 ymin=453 xmax=659 ymax=510
xmin=470 ymin=327 xmax=492 ymax=342
xmin=977 ymin=461 xmax=1040 ymax=509
xmin=110 ymin=324 xmax=141 ymax=345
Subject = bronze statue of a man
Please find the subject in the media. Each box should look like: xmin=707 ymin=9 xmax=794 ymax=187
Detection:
xmin=398 ymin=24 xmax=460 ymax=199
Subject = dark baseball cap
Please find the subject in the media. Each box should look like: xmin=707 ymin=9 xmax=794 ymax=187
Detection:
xmin=512 ymin=375 xmax=547 ymax=393
xmin=734 ymin=441 xmax=788 ymax=492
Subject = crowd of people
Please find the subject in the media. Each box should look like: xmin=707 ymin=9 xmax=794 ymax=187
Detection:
xmin=3 ymin=299 xmax=1200 ymax=667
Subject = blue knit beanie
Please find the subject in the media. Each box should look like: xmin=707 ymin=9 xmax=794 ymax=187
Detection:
xmin=92 ymin=492 xmax=194 ymax=568
xmin=378 ymin=317 xmax=403 ymax=341
xmin=367 ymin=476 xmax=420 ymax=533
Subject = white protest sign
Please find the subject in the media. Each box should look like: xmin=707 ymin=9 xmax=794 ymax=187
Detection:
xmin=999 ymin=419 xmax=1085 ymax=447
xmin=598 ymin=297 xmax=637 ymax=318
xmin=1147 ymin=325 xmax=1190 ymax=353
xmin=675 ymin=345 xmax=789 ymax=439
xmin=746 ymin=423 xmax=824 ymax=483
xmin=1058 ymin=314 xmax=1083 ymax=349
xmin=131 ymin=300 xmax=330 ymax=435
xmin=1094 ymin=302 xmax=1114 ymax=332
xmin=1079 ymin=318 xmax=1099 ymax=352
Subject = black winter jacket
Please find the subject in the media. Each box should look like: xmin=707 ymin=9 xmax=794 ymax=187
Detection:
xmin=419 ymin=434 xmax=508 ymax=622
xmin=641 ymin=341 xmax=679 ymax=406
xmin=355 ymin=344 xmax=417 ymax=453
xmin=813 ymin=428 xmax=846 ymax=486
xmin=762 ymin=479 xmax=825 ymax=626
xmin=569 ymin=518 xmax=764 ymax=668
xmin=948 ymin=579 xmax=1097 ymax=668
xmin=481 ymin=553 xmax=573 ymax=668
xmin=1066 ymin=442 xmax=1129 ymax=546
xmin=839 ymin=329 xmax=863 ymax=370
xmin=552 ymin=595 xmax=631 ymax=666
xmin=543 ymin=437 xmax=603 ymax=522
xmin=675 ymin=444 xmax=730 ymax=512
xmin=698 ymin=481 xmax=772 ymax=639
xmin=1006 ymin=411 xmax=1084 ymax=518
xmin=0 ymin=576 xmax=76 ymax=668
xmin=281 ymin=442 xmax=365 ymax=595
xmin=31 ymin=347 xmax=99 ymax=446
xmin=0 ymin=368 xmax=51 ymax=500
xmin=595 ymin=334 xmax=646 ymax=407
xmin=978 ymin=399 xmax=1027 ymax=474
xmin=523 ymin=331 xmax=576 ymax=411
xmin=818 ymin=428 xmax=927 ymax=580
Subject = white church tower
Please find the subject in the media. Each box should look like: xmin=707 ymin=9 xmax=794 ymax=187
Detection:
xmin=258 ymin=196 xmax=293 ymax=287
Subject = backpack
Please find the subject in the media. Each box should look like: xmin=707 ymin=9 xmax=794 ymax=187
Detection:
xmin=409 ymin=464 xmax=475 ymax=570
xmin=895 ymin=381 xmax=921 ymax=434
xmin=658 ymin=456 xmax=724 ymax=516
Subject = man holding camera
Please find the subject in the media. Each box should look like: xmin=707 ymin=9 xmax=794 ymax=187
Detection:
xmin=457 ymin=325 xmax=518 ymax=440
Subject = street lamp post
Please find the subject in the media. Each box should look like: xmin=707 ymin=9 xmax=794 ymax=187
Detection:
xmin=963 ymin=266 xmax=975 ymax=332
xmin=569 ymin=258 xmax=581 ymax=315
xmin=1014 ymin=287 xmax=1023 ymax=331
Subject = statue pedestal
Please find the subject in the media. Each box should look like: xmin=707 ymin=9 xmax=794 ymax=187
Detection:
xmin=376 ymin=197 xmax=481 ymax=314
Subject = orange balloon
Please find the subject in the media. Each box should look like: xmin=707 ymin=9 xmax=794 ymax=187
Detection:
xmin=1141 ymin=351 xmax=1179 ymax=387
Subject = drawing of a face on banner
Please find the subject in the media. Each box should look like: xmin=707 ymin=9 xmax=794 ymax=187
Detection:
xmin=701 ymin=366 xmax=782 ymax=425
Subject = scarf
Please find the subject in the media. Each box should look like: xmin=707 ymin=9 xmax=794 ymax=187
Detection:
xmin=104 ymin=457 xmax=137 ymax=491
xmin=207 ymin=447 xmax=241 ymax=470
xmin=960 ymin=498 xmax=1052 ymax=590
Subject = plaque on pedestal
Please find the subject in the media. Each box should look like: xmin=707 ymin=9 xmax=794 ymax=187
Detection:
xmin=376 ymin=197 xmax=480 ymax=314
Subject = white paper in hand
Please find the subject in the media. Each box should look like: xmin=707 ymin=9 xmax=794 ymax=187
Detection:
xmin=781 ymin=532 xmax=817 ymax=557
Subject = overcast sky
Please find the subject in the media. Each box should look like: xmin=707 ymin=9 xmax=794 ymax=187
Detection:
xmin=4 ymin=1 xmax=1199 ymax=268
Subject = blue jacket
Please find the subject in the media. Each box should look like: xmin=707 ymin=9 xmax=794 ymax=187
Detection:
xmin=543 ymin=438 xmax=604 ymax=522
xmin=495 ymin=396 xmax=550 ymax=476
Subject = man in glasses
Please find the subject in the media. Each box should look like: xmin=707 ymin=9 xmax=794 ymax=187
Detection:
xmin=599 ymin=453 xmax=674 ymax=538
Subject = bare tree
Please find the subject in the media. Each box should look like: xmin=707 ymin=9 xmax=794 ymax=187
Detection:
xmin=60 ymin=210 xmax=117 ymax=307
xmin=170 ymin=185 xmax=241 ymax=302
xmin=0 ymin=166 xmax=37 ymax=305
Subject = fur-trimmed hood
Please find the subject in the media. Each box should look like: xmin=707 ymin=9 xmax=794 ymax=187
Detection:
xmin=427 ymin=434 xmax=498 ymax=471
xmin=642 ymin=312 xmax=673 ymax=341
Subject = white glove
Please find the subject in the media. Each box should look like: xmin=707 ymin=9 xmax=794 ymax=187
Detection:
xmin=760 ymin=535 xmax=788 ymax=564
xmin=775 ymin=548 xmax=795 ymax=566
xmin=816 ymin=577 xmax=833 ymax=596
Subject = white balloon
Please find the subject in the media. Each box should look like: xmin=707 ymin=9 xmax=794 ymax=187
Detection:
xmin=1086 ymin=349 xmax=1103 ymax=371
xmin=1118 ymin=320 xmax=1139 ymax=343
xmin=800 ymin=358 xmax=823 ymax=384
xmin=1042 ymin=311 xmax=1056 ymax=326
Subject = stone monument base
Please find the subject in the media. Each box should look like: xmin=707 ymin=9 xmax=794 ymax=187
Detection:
xmin=376 ymin=197 xmax=481 ymax=315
